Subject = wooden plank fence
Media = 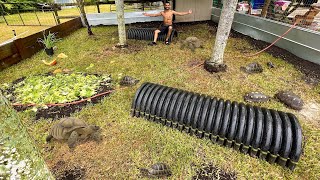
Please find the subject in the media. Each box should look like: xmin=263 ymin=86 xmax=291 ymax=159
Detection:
xmin=0 ymin=17 xmax=82 ymax=71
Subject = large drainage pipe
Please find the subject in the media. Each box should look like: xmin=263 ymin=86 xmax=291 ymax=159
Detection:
xmin=131 ymin=82 xmax=303 ymax=170
xmin=127 ymin=28 xmax=178 ymax=42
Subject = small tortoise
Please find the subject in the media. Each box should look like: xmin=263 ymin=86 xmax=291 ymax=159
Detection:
xmin=46 ymin=117 xmax=101 ymax=148
xmin=120 ymin=76 xmax=139 ymax=86
xmin=240 ymin=62 xmax=263 ymax=74
xmin=275 ymin=90 xmax=304 ymax=110
xmin=180 ymin=36 xmax=203 ymax=52
xmin=140 ymin=163 xmax=172 ymax=178
xmin=244 ymin=92 xmax=270 ymax=103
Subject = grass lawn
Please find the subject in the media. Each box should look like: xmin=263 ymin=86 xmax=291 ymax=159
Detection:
xmin=0 ymin=22 xmax=319 ymax=179
xmin=0 ymin=4 xmax=157 ymax=44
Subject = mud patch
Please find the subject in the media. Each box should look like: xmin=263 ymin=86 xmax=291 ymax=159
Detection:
xmin=192 ymin=163 xmax=237 ymax=180
xmin=51 ymin=160 xmax=86 ymax=180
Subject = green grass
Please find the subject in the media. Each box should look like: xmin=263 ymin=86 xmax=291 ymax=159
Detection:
xmin=0 ymin=23 xmax=319 ymax=179
xmin=0 ymin=4 xmax=155 ymax=43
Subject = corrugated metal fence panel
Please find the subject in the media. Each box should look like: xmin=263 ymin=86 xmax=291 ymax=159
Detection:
xmin=212 ymin=7 xmax=320 ymax=65
xmin=86 ymin=10 xmax=163 ymax=26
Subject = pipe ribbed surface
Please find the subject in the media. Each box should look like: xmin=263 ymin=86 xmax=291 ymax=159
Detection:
xmin=127 ymin=28 xmax=177 ymax=42
xmin=131 ymin=82 xmax=303 ymax=170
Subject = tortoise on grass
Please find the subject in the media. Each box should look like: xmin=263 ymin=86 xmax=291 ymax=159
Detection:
xmin=140 ymin=163 xmax=172 ymax=178
xmin=180 ymin=37 xmax=203 ymax=52
xmin=244 ymin=92 xmax=270 ymax=103
xmin=275 ymin=90 xmax=304 ymax=110
xmin=46 ymin=117 xmax=101 ymax=148
xmin=240 ymin=62 xmax=263 ymax=74
xmin=120 ymin=76 xmax=139 ymax=86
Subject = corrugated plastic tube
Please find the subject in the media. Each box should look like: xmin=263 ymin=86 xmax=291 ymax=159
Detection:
xmin=131 ymin=82 xmax=303 ymax=170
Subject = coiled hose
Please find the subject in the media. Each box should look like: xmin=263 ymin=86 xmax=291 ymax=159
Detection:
xmin=131 ymin=82 xmax=303 ymax=170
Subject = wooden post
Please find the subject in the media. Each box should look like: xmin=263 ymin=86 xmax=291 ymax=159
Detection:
xmin=96 ymin=2 xmax=100 ymax=13
xmin=53 ymin=4 xmax=60 ymax=24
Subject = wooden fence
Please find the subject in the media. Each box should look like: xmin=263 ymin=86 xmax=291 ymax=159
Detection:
xmin=0 ymin=17 xmax=82 ymax=71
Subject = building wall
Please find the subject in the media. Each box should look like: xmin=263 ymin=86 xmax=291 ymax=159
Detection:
xmin=175 ymin=0 xmax=213 ymax=22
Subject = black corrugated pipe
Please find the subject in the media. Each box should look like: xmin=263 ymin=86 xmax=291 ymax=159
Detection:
xmin=131 ymin=82 xmax=303 ymax=170
xmin=127 ymin=28 xmax=178 ymax=42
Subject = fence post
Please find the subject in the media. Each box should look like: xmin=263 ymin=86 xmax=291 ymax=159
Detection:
xmin=53 ymin=4 xmax=60 ymax=24
xmin=17 ymin=9 xmax=25 ymax=26
xmin=0 ymin=3 xmax=9 ymax=25
xmin=96 ymin=2 xmax=100 ymax=13
xmin=34 ymin=10 xmax=41 ymax=26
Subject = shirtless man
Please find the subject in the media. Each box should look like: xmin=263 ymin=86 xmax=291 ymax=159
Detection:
xmin=143 ymin=2 xmax=192 ymax=45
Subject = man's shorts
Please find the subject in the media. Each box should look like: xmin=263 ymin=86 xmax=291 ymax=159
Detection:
xmin=157 ymin=24 xmax=173 ymax=35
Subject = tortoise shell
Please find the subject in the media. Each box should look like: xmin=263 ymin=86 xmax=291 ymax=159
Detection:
xmin=244 ymin=92 xmax=269 ymax=103
xmin=240 ymin=62 xmax=263 ymax=74
xmin=276 ymin=90 xmax=304 ymax=110
xmin=120 ymin=76 xmax=139 ymax=86
xmin=149 ymin=163 xmax=171 ymax=177
xmin=49 ymin=117 xmax=87 ymax=140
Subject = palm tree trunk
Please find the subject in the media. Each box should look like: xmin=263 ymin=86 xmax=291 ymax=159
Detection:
xmin=204 ymin=0 xmax=238 ymax=72
xmin=115 ymin=0 xmax=127 ymax=47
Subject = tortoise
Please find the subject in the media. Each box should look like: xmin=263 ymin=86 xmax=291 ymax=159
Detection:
xmin=46 ymin=117 xmax=101 ymax=148
xmin=240 ymin=62 xmax=263 ymax=74
xmin=120 ymin=76 xmax=139 ymax=86
xmin=180 ymin=36 xmax=203 ymax=52
xmin=244 ymin=92 xmax=270 ymax=103
xmin=140 ymin=163 xmax=172 ymax=178
xmin=275 ymin=90 xmax=304 ymax=110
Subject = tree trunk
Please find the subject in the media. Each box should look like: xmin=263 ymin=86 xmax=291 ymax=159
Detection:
xmin=115 ymin=0 xmax=127 ymax=47
xmin=261 ymin=0 xmax=272 ymax=18
xmin=206 ymin=0 xmax=238 ymax=68
xmin=76 ymin=0 xmax=93 ymax=35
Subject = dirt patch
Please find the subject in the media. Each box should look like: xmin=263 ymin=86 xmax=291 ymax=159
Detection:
xmin=100 ymin=43 xmax=145 ymax=56
xmin=192 ymin=163 xmax=237 ymax=180
xmin=300 ymin=102 xmax=320 ymax=127
xmin=51 ymin=160 xmax=86 ymax=180
xmin=186 ymin=59 xmax=203 ymax=68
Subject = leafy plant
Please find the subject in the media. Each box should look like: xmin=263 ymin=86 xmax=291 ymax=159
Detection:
xmin=37 ymin=31 xmax=61 ymax=49
xmin=2 ymin=73 xmax=112 ymax=105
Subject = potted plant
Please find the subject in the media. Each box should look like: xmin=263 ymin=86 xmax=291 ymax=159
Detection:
xmin=38 ymin=31 xmax=61 ymax=56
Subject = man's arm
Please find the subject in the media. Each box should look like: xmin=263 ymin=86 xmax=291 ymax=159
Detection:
xmin=142 ymin=12 xmax=162 ymax=17
xmin=173 ymin=10 xmax=192 ymax=16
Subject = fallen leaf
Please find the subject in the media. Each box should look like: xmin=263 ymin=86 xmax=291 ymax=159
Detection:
xmin=57 ymin=53 xmax=68 ymax=59
xmin=53 ymin=69 xmax=62 ymax=74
